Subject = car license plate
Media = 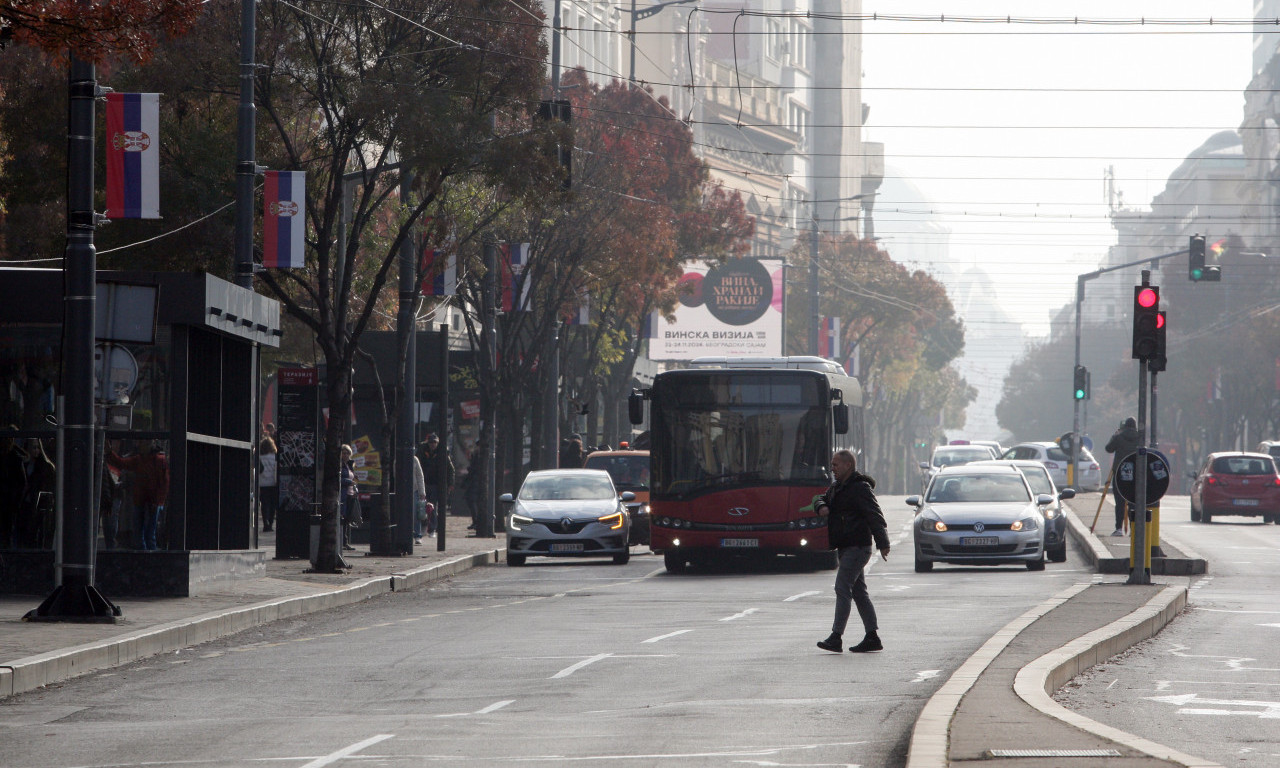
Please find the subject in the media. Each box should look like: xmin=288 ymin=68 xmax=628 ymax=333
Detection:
xmin=550 ymin=542 xmax=585 ymax=552
xmin=721 ymin=538 xmax=759 ymax=548
xmin=1232 ymin=498 xmax=1260 ymax=506
xmin=961 ymin=536 xmax=999 ymax=546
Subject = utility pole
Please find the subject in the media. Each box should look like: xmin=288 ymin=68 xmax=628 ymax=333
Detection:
xmin=479 ymin=237 xmax=499 ymax=538
xmin=27 ymin=53 xmax=119 ymax=622
xmin=388 ymin=169 xmax=417 ymax=555
xmin=233 ymin=0 xmax=257 ymax=290
xmin=808 ymin=216 xmax=819 ymax=355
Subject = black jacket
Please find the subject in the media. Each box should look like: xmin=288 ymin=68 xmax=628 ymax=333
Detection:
xmin=820 ymin=471 xmax=890 ymax=551
xmin=1105 ymin=425 xmax=1141 ymax=466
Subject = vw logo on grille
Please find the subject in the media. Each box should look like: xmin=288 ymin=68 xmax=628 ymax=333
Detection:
xmin=973 ymin=522 xmax=985 ymax=533
xmin=727 ymin=507 xmax=750 ymax=516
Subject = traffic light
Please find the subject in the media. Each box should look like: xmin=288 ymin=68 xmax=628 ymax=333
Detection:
xmin=1073 ymin=365 xmax=1088 ymax=400
xmin=1132 ymin=285 xmax=1160 ymax=359
xmin=1189 ymin=234 xmax=1205 ymax=281
xmin=1149 ymin=311 xmax=1167 ymax=372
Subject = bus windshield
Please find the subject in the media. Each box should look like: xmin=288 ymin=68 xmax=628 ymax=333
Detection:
xmin=651 ymin=373 xmax=830 ymax=498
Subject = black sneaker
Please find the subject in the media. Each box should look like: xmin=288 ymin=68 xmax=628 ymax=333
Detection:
xmin=816 ymin=633 xmax=843 ymax=653
xmin=849 ymin=633 xmax=883 ymax=653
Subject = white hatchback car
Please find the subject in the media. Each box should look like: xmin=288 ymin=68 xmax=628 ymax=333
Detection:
xmin=1000 ymin=442 xmax=1102 ymax=491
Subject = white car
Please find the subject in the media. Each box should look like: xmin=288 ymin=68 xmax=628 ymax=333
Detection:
xmin=501 ymin=470 xmax=634 ymax=566
xmin=1000 ymin=442 xmax=1102 ymax=491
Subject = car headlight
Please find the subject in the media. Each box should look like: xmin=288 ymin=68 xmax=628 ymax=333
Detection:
xmin=509 ymin=513 xmax=534 ymax=531
xmin=919 ymin=512 xmax=947 ymax=533
xmin=1011 ymin=516 xmax=1039 ymax=531
xmin=598 ymin=512 xmax=625 ymax=530
xmin=1043 ymin=507 xmax=1058 ymax=519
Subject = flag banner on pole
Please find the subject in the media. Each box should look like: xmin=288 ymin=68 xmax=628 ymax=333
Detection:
xmin=105 ymin=93 xmax=160 ymax=219
xmin=420 ymin=248 xmax=456 ymax=296
xmin=564 ymin=292 xmax=589 ymax=326
xmin=263 ymin=171 xmax=306 ymax=268
xmin=500 ymin=242 xmax=532 ymax=311
xmin=846 ymin=343 xmax=860 ymax=378
xmin=818 ymin=315 xmax=840 ymax=359
xmin=642 ymin=310 xmax=658 ymax=338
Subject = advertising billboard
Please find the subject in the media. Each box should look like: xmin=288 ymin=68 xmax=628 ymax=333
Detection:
xmin=649 ymin=259 xmax=785 ymax=360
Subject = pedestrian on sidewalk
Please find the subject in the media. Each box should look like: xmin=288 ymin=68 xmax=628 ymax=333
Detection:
xmin=258 ymin=435 xmax=278 ymax=532
xmin=412 ymin=453 xmax=428 ymax=543
xmin=339 ymin=444 xmax=358 ymax=551
xmin=1105 ymin=417 xmax=1140 ymax=536
xmin=814 ymin=449 xmax=891 ymax=654
xmin=107 ymin=439 xmax=169 ymax=551
xmin=417 ymin=433 xmax=453 ymax=536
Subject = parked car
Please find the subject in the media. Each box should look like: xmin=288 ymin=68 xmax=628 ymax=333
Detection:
xmin=1188 ymin=452 xmax=1280 ymax=524
xmin=1000 ymin=441 xmax=1102 ymax=491
xmin=971 ymin=459 xmax=1076 ymax=562
xmin=583 ymin=448 xmax=651 ymax=546
xmin=501 ymin=469 xmax=634 ymax=566
xmin=919 ymin=444 xmax=1000 ymax=492
xmin=907 ymin=464 xmax=1052 ymax=572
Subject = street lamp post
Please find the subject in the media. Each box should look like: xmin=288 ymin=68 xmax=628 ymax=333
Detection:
xmin=629 ymin=0 xmax=697 ymax=83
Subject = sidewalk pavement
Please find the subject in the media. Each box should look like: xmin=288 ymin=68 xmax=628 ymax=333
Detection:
xmin=0 ymin=514 xmax=503 ymax=699
xmin=907 ymin=491 xmax=1219 ymax=768
xmin=3 ymin=494 xmax=1220 ymax=767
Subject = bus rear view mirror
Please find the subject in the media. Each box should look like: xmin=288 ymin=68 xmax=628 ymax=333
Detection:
xmin=834 ymin=403 xmax=849 ymax=434
xmin=628 ymin=391 xmax=646 ymax=425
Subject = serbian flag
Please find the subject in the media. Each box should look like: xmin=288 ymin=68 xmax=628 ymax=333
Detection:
xmin=845 ymin=343 xmax=860 ymax=378
xmin=564 ymin=292 xmax=589 ymax=325
xmin=501 ymin=242 xmax=531 ymax=311
xmin=105 ymin=93 xmax=160 ymax=219
xmin=263 ymin=171 xmax=306 ymax=268
xmin=420 ymin=248 xmax=456 ymax=296
xmin=818 ymin=316 xmax=840 ymax=359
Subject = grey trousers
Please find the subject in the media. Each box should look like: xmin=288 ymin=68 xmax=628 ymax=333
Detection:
xmin=832 ymin=545 xmax=877 ymax=637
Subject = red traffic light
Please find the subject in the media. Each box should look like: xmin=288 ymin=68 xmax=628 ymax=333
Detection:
xmin=1155 ymin=313 xmax=1165 ymax=329
xmin=1137 ymin=288 xmax=1158 ymax=308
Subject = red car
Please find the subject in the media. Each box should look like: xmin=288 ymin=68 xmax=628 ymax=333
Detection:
xmin=1189 ymin=452 xmax=1280 ymax=523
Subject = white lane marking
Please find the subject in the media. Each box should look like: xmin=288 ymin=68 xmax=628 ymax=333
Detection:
xmin=911 ymin=670 xmax=940 ymax=683
xmin=720 ymin=608 xmax=759 ymax=622
xmin=1148 ymin=693 xmax=1280 ymax=718
xmin=299 ymin=734 xmax=394 ymax=768
xmin=643 ymin=629 xmax=693 ymax=643
xmin=552 ymin=653 xmax=613 ymax=679
xmin=497 ymin=742 xmax=866 ymax=761
xmin=784 ymin=591 xmax=822 ymax=602
xmin=476 ymin=699 xmax=515 ymax=714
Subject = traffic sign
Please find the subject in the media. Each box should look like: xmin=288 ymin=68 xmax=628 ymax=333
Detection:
xmin=1114 ymin=449 xmax=1171 ymax=505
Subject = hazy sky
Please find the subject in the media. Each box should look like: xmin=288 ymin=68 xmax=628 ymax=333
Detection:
xmin=861 ymin=0 xmax=1254 ymax=368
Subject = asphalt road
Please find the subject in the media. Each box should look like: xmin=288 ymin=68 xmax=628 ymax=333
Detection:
xmin=1058 ymin=494 xmax=1280 ymax=767
xmin=2 ymin=495 xmax=1099 ymax=768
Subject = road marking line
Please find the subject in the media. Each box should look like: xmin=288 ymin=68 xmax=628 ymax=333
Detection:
xmin=299 ymin=734 xmax=394 ymax=768
xmin=475 ymin=699 xmax=515 ymax=714
xmin=643 ymin=629 xmax=693 ymax=643
xmin=552 ymin=653 xmax=613 ymax=679
xmin=912 ymin=670 xmax=940 ymax=683
xmin=720 ymin=608 xmax=759 ymax=622
xmin=784 ymin=591 xmax=821 ymax=602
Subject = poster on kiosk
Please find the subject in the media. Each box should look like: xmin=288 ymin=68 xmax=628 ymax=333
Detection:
xmin=648 ymin=258 xmax=784 ymax=360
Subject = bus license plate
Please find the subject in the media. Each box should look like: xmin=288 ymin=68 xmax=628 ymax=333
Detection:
xmin=550 ymin=542 xmax=585 ymax=552
xmin=1233 ymin=498 xmax=1260 ymax=506
xmin=961 ymin=537 xmax=999 ymax=546
xmin=721 ymin=538 xmax=759 ymax=548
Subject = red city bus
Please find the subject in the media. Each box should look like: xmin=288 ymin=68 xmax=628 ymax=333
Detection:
xmin=628 ymin=357 xmax=864 ymax=573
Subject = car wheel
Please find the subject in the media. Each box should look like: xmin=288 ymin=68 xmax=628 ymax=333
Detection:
xmin=613 ymin=551 xmax=631 ymax=565
xmin=663 ymin=551 xmax=688 ymax=573
xmin=1026 ymin=557 xmax=1046 ymax=571
xmin=1049 ymin=543 xmax=1067 ymax=563
xmin=507 ymin=553 xmax=526 ymax=567
xmin=914 ymin=557 xmax=933 ymax=573
xmin=1201 ymin=509 xmax=1212 ymax=524
xmin=1189 ymin=502 xmax=1201 ymax=522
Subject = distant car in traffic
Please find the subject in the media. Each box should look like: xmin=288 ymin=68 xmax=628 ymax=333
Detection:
xmin=971 ymin=459 xmax=1076 ymax=562
xmin=583 ymin=448 xmax=650 ymax=546
xmin=501 ymin=469 xmax=634 ymax=566
xmin=919 ymin=444 xmax=999 ymax=492
xmin=1000 ymin=441 xmax=1102 ymax=491
xmin=908 ymin=464 xmax=1052 ymax=572
xmin=1188 ymin=452 xmax=1280 ymax=524
xmin=1254 ymin=440 xmax=1280 ymax=463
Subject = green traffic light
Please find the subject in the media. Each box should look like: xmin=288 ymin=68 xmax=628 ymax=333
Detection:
xmin=1190 ymin=267 xmax=1203 ymax=281
xmin=1074 ymin=388 xmax=1085 ymax=400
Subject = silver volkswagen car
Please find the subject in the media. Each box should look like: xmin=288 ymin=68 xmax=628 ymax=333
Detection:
xmin=501 ymin=469 xmax=634 ymax=566
xmin=907 ymin=464 xmax=1053 ymax=572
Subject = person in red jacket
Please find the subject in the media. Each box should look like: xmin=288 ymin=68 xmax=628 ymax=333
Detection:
xmin=108 ymin=440 xmax=169 ymax=550
xmin=814 ymin=449 xmax=891 ymax=654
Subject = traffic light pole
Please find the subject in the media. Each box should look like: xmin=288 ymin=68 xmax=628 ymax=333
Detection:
xmin=1069 ymin=246 xmax=1186 ymax=489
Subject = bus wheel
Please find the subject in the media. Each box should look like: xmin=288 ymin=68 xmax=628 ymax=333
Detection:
xmin=664 ymin=551 xmax=688 ymax=573
xmin=914 ymin=558 xmax=933 ymax=573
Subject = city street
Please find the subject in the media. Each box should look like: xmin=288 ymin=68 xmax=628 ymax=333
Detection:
xmin=1059 ymin=495 xmax=1280 ymax=767
xmin=0 ymin=496 xmax=1099 ymax=768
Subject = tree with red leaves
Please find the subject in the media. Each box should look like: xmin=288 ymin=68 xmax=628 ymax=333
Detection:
xmin=0 ymin=0 xmax=202 ymax=62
